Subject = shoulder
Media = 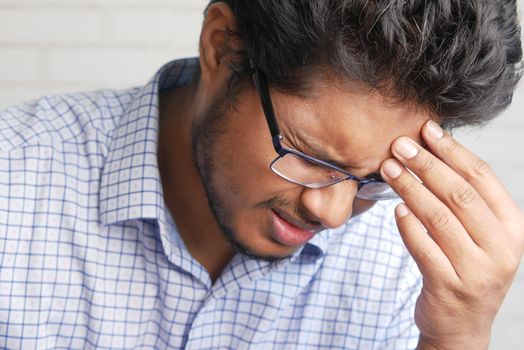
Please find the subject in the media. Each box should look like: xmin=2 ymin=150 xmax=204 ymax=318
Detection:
xmin=0 ymin=87 xmax=140 ymax=153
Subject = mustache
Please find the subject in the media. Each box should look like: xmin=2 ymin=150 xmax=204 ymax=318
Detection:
xmin=258 ymin=195 xmax=321 ymax=227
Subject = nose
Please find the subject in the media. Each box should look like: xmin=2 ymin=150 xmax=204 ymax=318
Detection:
xmin=298 ymin=180 xmax=357 ymax=229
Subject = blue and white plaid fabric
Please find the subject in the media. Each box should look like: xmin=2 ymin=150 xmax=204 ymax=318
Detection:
xmin=0 ymin=58 xmax=422 ymax=349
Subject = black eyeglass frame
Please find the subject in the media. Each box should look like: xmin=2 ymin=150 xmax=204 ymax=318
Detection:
xmin=250 ymin=64 xmax=391 ymax=193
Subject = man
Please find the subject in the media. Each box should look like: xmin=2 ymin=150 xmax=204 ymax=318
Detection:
xmin=0 ymin=0 xmax=523 ymax=349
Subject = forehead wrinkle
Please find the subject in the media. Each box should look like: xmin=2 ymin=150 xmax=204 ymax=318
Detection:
xmin=276 ymin=102 xmax=383 ymax=176
xmin=273 ymin=83 xmax=409 ymax=178
xmin=276 ymin=105 xmax=347 ymax=164
xmin=289 ymin=128 xmax=384 ymax=179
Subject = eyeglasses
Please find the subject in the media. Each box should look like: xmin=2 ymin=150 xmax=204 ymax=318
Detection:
xmin=251 ymin=65 xmax=398 ymax=201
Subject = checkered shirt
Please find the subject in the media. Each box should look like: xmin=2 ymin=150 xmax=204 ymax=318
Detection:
xmin=0 ymin=58 xmax=422 ymax=349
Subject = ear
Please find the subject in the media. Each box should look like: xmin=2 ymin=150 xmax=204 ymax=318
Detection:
xmin=199 ymin=3 xmax=242 ymax=87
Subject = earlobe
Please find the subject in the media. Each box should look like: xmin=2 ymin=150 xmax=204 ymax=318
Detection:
xmin=199 ymin=3 xmax=240 ymax=84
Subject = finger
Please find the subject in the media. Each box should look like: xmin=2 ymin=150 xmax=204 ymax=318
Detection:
xmin=390 ymin=136 xmax=501 ymax=246
xmin=381 ymin=158 xmax=480 ymax=273
xmin=422 ymin=120 xmax=521 ymax=223
xmin=395 ymin=203 xmax=458 ymax=282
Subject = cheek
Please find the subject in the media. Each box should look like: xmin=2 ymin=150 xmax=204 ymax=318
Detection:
xmin=207 ymin=92 xmax=303 ymax=214
xmin=210 ymin=121 xmax=278 ymax=208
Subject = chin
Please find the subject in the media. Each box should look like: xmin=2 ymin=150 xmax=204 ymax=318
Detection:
xmin=222 ymin=217 xmax=299 ymax=262
xmin=231 ymin=241 xmax=295 ymax=263
xmin=233 ymin=234 xmax=299 ymax=262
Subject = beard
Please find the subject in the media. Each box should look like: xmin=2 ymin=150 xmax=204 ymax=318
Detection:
xmin=190 ymin=86 xmax=288 ymax=263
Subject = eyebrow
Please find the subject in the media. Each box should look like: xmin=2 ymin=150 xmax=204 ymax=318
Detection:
xmin=293 ymin=133 xmax=383 ymax=179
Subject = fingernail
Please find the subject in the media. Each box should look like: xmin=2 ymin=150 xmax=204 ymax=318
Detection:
xmin=382 ymin=159 xmax=403 ymax=179
xmin=426 ymin=120 xmax=444 ymax=139
xmin=396 ymin=204 xmax=410 ymax=218
xmin=394 ymin=138 xmax=418 ymax=159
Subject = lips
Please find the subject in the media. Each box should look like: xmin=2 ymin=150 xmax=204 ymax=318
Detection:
xmin=270 ymin=209 xmax=323 ymax=247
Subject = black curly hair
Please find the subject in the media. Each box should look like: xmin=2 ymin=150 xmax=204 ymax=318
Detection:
xmin=206 ymin=0 xmax=522 ymax=129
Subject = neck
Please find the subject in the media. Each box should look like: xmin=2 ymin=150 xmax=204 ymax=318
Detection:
xmin=157 ymin=81 xmax=234 ymax=283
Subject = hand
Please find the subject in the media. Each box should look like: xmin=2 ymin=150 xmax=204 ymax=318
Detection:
xmin=380 ymin=120 xmax=524 ymax=350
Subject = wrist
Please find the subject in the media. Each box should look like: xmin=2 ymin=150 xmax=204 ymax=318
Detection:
xmin=416 ymin=334 xmax=490 ymax=350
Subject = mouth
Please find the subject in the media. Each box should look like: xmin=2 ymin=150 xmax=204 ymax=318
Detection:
xmin=270 ymin=208 xmax=323 ymax=247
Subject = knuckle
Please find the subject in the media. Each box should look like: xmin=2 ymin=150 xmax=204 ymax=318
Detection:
xmin=451 ymin=284 xmax=474 ymax=301
xmin=467 ymin=157 xmax=491 ymax=180
xmin=431 ymin=208 xmax=453 ymax=233
xmin=417 ymin=155 xmax=437 ymax=174
xmin=497 ymin=250 xmax=520 ymax=279
xmin=473 ymin=274 xmax=506 ymax=300
xmin=454 ymin=281 xmax=489 ymax=303
xmin=449 ymin=183 xmax=478 ymax=209
xmin=396 ymin=180 xmax=419 ymax=197
xmin=458 ymin=255 xmax=518 ymax=302
xmin=401 ymin=219 xmax=418 ymax=233
xmin=442 ymin=138 xmax=460 ymax=154
xmin=416 ymin=245 xmax=435 ymax=264
xmin=418 ymin=246 xmax=430 ymax=260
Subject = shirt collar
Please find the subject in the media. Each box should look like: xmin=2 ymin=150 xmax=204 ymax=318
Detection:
xmin=99 ymin=57 xmax=199 ymax=225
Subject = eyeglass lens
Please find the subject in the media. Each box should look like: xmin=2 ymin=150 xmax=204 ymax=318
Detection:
xmin=271 ymin=153 xmax=398 ymax=200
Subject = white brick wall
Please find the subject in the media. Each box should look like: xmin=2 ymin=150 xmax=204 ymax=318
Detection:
xmin=0 ymin=1 xmax=522 ymax=349
xmin=0 ymin=0 xmax=207 ymax=106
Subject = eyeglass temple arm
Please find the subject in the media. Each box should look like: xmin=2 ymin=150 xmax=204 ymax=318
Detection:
xmin=250 ymin=61 xmax=282 ymax=150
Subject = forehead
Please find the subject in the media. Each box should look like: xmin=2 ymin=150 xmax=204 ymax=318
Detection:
xmin=270 ymin=77 xmax=433 ymax=173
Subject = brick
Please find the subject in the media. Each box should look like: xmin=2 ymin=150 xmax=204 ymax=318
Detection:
xmin=44 ymin=48 xmax=195 ymax=86
xmin=0 ymin=49 xmax=41 ymax=81
xmin=106 ymin=0 xmax=208 ymax=11
xmin=110 ymin=10 xmax=203 ymax=46
xmin=0 ymin=0 xmax=208 ymax=11
xmin=0 ymin=86 xmax=74 ymax=110
xmin=0 ymin=9 xmax=104 ymax=44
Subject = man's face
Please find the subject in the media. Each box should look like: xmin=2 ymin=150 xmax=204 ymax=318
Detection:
xmin=192 ymin=75 xmax=431 ymax=261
